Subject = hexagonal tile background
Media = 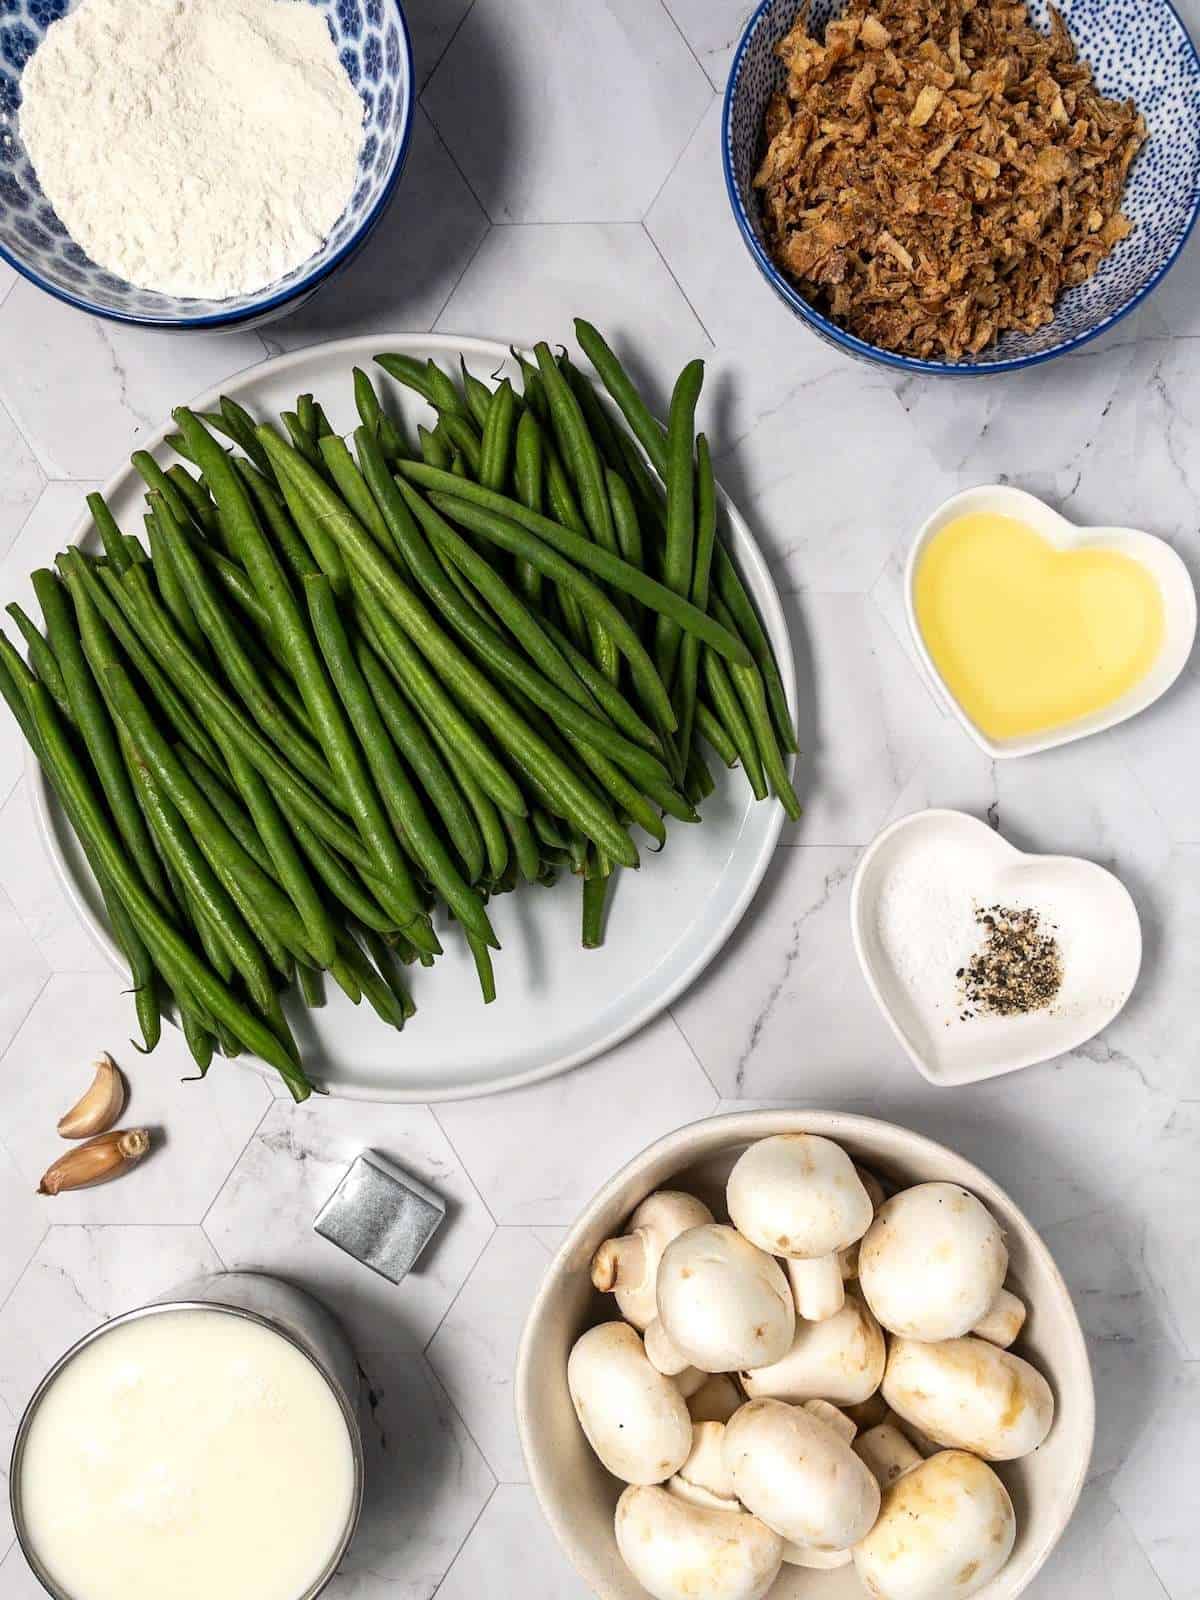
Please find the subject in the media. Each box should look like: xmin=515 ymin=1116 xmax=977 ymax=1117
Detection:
xmin=0 ymin=1 xmax=1198 ymax=1595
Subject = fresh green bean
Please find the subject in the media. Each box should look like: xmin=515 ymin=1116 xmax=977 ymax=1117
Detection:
xmin=423 ymin=360 xmax=471 ymax=419
xmin=673 ymin=431 xmax=717 ymax=771
xmin=418 ymin=424 xmax=451 ymax=470
xmin=656 ymin=359 xmax=704 ymax=684
xmin=49 ymin=569 xmax=174 ymax=908
xmin=104 ymin=660 xmax=324 ymax=969
xmin=573 ymin=320 xmax=669 ymax=473
xmin=152 ymin=495 xmax=337 ymax=793
xmin=59 ymin=553 xmax=224 ymax=771
xmin=695 ymin=700 xmax=739 ymax=768
xmin=582 ymin=863 xmax=610 ymax=949
xmin=318 ymin=435 xmax=413 ymax=582
xmin=205 ymin=397 xmax=275 ymax=481
xmin=87 ymin=493 xmax=133 ymax=574
xmin=261 ymin=429 xmax=638 ymax=867
xmin=146 ymin=505 xmax=208 ymax=655
xmin=349 ymin=579 xmax=525 ymax=819
xmin=540 ymin=614 xmax=659 ymax=752
xmin=306 ymin=574 xmax=497 ymax=949
xmin=460 ymin=359 xmax=495 ymax=431
xmin=480 ymin=377 xmax=517 ymax=492
xmin=166 ymin=465 xmax=220 ymax=537
xmin=174 ymin=408 xmax=427 ymax=924
xmin=536 ymin=343 xmax=621 ymax=562
xmin=393 ymin=473 xmax=675 ymax=788
xmin=285 ymin=808 xmax=399 ymax=934
xmin=399 ymin=465 xmax=751 ymax=668
xmin=123 ymin=737 xmax=279 ymax=1016
xmin=359 ymin=926 xmax=416 ymax=1020
xmin=437 ymin=411 xmax=483 ymax=476
xmin=333 ymin=928 xmax=407 ymax=1029
xmin=685 ymin=743 xmax=716 ymax=804
xmin=713 ymin=545 xmax=797 ymax=754
xmin=22 ymin=677 xmax=310 ymax=1097
xmin=5 ymin=603 xmax=70 ymax=715
xmin=513 ymin=409 xmax=545 ymax=605
xmin=298 ymin=964 xmax=325 ymax=1008
xmin=605 ymin=466 xmax=644 ymax=572
xmin=375 ymin=352 xmax=438 ymax=405
xmin=710 ymin=595 xmax=801 ymax=821
xmin=703 ymin=647 xmax=766 ymax=800
xmin=501 ymin=808 xmax=540 ymax=882
xmin=467 ymin=933 xmax=496 ymax=1004
xmin=131 ymin=451 xmax=196 ymax=539
xmin=355 ymin=635 xmax=485 ymax=883
xmin=353 ymin=367 xmax=407 ymax=462
xmin=233 ymin=459 xmax=320 ymax=585
xmin=283 ymin=407 xmax=325 ymax=475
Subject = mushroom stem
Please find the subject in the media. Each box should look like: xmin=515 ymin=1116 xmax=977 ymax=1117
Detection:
xmin=786 ymin=1255 xmax=845 ymax=1321
xmin=972 ymin=1286 xmax=1027 ymax=1348
xmin=783 ymin=1542 xmax=852 ymax=1569
xmin=591 ymin=1233 xmax=648 ymax=1293
xmin=669 ymin=1422 xmax=738 ymax=1511
xmin=854 ymin=1423 xmax=924 ymax=1488
xmin=645 ymin=1317 xmax=692 ymax=1377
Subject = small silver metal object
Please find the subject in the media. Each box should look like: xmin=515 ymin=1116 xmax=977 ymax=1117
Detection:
xmin=313 ymin=1150 xmax=447 ymax=1284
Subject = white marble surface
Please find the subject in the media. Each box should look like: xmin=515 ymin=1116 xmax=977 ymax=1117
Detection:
xmin=0 ymin=1 xmax=1197 ymax=1596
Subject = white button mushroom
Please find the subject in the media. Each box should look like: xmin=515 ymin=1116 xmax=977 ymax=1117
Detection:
xmin=972 ymin=1286 xmax=1028 ymax=1349
xmin=858 ymin=1183 xmax=1011 ymax=1342
xmin=655 ymin=1224 xmax=795 ymax=1374
xmin=783 ymin=1543 xmax=852 ymax=1569
xmin=645 ymin=1315 xmax=694 ymax=1377
xmin=668 ymin=1422 xmax=738 ymax=1511
xmin=687 ymin=1373 xmax=745 ymax=1425
xmin=882 ymin=1334 xmax=1055 ymax=1461
xmin=567 ymin=1322 xmax=693 ymax=1485
xmin=615 ymin=1485 xmax=784 ymax=1600
xmin=839 ymin=1166 xmax=886 ymax=1281
xmin=727 ymin=1135 xmax=874 ymax=1323
xmin=852 ymin=1423 xmax=1017 ymax=1600
xmin=741 ymin=1290 xmax=886 ymax=1407
xmin=591 ymin=1191 xmax=715 ymax=1331
xmin=722 ymin=1397 xmax=881 ymax=1551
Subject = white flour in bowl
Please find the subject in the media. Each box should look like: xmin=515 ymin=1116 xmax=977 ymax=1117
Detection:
xmin=18 ymin=0 xmax=365 ymax=300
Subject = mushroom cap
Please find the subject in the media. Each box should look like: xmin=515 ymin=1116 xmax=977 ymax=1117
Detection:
xmin=858 ymin=1183 xmax=1008 ymax=1341
xmin=592 ymin=1190 xmax=715 ymax=1331
xmin=853 ymin=1450 xmax=1016 ymax=1600
xmin=722 ymin=1398 xmax=881 ymax=1550
xmin=657 ymin=1225 xmax=795 ymax=1374
xmin=615 ymin=1485 xmax=784 ymax=1600
xmin=741 ymin=1291 xmax=886 ymax=1406
xmin=726 ymin=1134 xmax=874 ymax=1259
xmin=567 ymin=1322 xmax=693 ymax=1485
xmin=883 ymin=1335 xmax=1055 ymax=1461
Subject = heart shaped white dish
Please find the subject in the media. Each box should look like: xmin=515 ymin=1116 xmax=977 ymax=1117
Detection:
xmin=851 ymin=809 xmax=1142 ymax=1086
xmin=905 ymin=484 xmax=1196 ymax=758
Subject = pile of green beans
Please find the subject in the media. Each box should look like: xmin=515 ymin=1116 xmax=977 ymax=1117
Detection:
xmin=0 ymin=325 xmax=798 ymax=1098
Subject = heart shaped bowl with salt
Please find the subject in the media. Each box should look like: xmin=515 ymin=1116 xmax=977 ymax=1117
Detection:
xmin=850 ymin=809 xmax=1142 ymax=1086
xmin=904 ymin=484 xmax=1196 ymax=758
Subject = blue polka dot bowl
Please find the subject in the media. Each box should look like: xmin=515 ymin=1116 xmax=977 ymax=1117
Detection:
xmin=0 ymin=0 xmax=413 ymax=330
xmin=724 ymin=0 xmax=1200 ymax=374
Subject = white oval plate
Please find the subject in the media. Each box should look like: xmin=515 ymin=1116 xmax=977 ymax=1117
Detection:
xmin=850 ymin=808 xmax=1141 ymax=1086
xmin=28 ymin=334 xmax=796 ymax=1102
xmin=905 ymin=484 xmax=1196 ymax=758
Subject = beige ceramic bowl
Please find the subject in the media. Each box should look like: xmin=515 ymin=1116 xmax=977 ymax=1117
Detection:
xmin=516 ymin=1110 xmax=1094 ymax=1600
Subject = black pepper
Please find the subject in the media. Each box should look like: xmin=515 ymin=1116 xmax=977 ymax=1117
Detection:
xmin=958 ymin=904 xmax=1062 ymax=1019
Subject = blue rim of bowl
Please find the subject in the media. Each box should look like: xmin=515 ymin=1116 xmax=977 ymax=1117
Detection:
xmin=722 ymin=0 xmax=1200 ymax=376
xmin=0 ymin=0 xmax=415 ymax=330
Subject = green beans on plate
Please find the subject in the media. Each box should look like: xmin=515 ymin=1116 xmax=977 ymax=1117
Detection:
xmin=0 ymin=322 xmax=797 ymax=1093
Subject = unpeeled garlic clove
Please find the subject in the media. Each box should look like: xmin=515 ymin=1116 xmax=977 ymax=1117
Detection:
xmin=57 ymin=1053 xmax=126 ymax=1140
xmin=38 ymin=1129 xmax=150 ymax=1195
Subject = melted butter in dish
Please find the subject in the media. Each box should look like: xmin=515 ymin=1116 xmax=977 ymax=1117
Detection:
xmin=914 ymin=511 xmax=1165 ymax=741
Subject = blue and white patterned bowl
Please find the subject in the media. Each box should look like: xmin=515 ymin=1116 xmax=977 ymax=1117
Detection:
xmin=0 ymin=0 xmax=413 ymax=330
xmin=724 ymin=0 xmax=1200 ymax=374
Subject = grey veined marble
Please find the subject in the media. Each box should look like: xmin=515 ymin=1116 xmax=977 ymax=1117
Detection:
xmin=0 ymin=2 xmax=1198 ymax=1596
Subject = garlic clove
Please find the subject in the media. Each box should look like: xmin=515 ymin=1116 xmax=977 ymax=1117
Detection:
xmin=38 ymin=1128 xmax=150 ymax=1195
xmin=56 ymin=1053 xmax=127 ymax=1140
